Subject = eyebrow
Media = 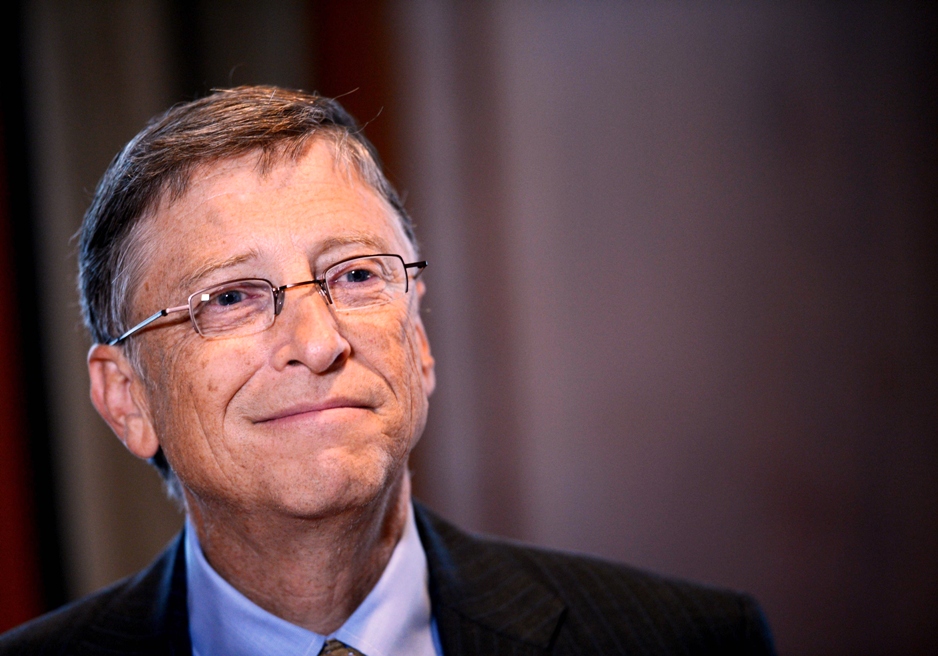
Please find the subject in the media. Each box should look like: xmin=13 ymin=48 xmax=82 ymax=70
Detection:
xmin=178 ymin=249 xmax=262 ymax=292
xmin=313 ymin=233 xmax=391 ymax=257
xmin=176 ymin=233 xmax=397 ymax=292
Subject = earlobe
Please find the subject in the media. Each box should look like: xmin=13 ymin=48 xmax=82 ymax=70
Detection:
xmin=87 ymin=344 xmax=161 ymax=460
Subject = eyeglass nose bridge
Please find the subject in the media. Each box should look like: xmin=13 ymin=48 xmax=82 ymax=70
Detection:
xmin=272 ymin=279 xmax=333 ymax=317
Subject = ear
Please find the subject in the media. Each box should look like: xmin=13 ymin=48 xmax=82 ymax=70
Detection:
xmin=413 ymin=280 xmax=436 ymax=396
xmin=87 ymin=344 xmax=161 ymax=460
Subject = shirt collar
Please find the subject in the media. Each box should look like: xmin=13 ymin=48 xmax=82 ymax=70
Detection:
xmin=186 ymin=502 xmax=438 ymax=656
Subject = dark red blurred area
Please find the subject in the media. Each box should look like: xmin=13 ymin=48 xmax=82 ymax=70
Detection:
xmin=0 ymin=119 xmax=42 ymax=632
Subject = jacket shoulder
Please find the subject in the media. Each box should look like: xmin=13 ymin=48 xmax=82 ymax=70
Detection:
xmin=507 ymin=541 xmax=774 ymax=653
xmin=0 ymin=578 xmax=135 ymax=654
xmin=414 ymin=503 xmax=775 ymax=655
xmin=0 ymin=534 xmax=189 ymax=656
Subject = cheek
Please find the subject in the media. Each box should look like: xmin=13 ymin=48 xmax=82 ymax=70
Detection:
xmin=142 ymin=337 xmax=262 ymax=463
xmin=347 ymin=309 xmax=430 ymax=441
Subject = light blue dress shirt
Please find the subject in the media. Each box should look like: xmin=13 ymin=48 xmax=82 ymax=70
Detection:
xmin=185 ymin=503 xmax=442 ymax=656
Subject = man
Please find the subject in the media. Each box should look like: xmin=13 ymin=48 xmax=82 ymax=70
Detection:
xmin=0 ymin=86 xmax=775 ymax=655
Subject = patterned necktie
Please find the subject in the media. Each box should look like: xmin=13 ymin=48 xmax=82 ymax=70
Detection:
xmin=318 ymin=638 xmax=367 ymax=656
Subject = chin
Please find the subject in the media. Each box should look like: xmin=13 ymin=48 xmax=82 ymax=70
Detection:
xmin=266 ymin=449 xmax=405 ymax=519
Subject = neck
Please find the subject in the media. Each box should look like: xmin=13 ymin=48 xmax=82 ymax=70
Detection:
xmin=185 ymin=472 xmax=411 ymax=634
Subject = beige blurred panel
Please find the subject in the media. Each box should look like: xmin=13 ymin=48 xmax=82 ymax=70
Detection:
xmin=22 ymin=0 xmax=183 ymax=598
xmin=391 ymin=0 xmax=486 ymax=532
xmin=394 ymin=0 xmax=531 ymax=540
xmin=393 ymin=2 xmax=937 ymax=654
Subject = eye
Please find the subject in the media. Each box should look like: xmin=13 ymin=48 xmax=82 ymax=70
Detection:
xmin=342 ymin=268 xmax=375 ymax=284
xmin=322 ymin=256 xmax=405 ymax=310
xmin=216 ymin=289 xmax=245 ymax=306
xmin=328 ymin=259 xmax=387 ymax=287
xmin=193 ymin=280 xmax=272 ymax=313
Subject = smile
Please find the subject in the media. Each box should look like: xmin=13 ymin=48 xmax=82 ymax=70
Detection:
xmin=253 ymin=399 xmax=372 ymax=424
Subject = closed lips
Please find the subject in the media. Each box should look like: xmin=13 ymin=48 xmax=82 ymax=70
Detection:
xmin=253 ymin=399 xmax=371 ymax=424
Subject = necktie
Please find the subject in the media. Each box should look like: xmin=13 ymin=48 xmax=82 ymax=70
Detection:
xmin=318 ymin=638 xmax=367 ymax=656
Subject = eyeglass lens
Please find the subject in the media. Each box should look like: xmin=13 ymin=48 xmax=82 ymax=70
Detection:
xmin=189 ymin=255 xmax=409 ymax=338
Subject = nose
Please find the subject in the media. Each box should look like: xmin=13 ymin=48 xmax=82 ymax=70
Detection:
xmin=270 ymin=284 xmax=351 ymax=373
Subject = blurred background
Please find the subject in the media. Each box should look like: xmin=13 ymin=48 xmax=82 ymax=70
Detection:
xmin=0 ymin=1 xmax=935 ymax=654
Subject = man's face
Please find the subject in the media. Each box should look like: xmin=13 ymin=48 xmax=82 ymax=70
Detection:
xmin=126 ymin=141 xmax=434 ymax=518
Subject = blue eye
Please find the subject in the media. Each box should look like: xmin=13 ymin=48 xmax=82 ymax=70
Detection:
xmin=344 ymin=269 xmax=374 ymax=284
xmin=216 ymin=290 xmax=245 ymax=306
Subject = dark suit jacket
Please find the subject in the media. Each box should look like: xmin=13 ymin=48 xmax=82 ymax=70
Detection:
xmin=0 ymin=504 xmax=775 ymax=655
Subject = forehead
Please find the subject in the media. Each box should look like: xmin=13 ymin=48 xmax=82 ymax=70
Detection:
xmin=133 ymin=141 xmax=412 ymax=296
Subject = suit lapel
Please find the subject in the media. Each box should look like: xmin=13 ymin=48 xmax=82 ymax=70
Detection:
xmin=414 ymin=504 xmax=565 ymax=656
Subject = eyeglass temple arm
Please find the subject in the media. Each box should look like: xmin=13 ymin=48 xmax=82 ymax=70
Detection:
xmin=405 ymin=261 xmax=428 ymax=279
xmin=108 ymin=304 xmax=188 ymax=345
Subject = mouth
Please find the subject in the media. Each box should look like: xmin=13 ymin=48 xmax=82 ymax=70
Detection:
xmin=253 ymin=398 xmax=372 ymax=424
